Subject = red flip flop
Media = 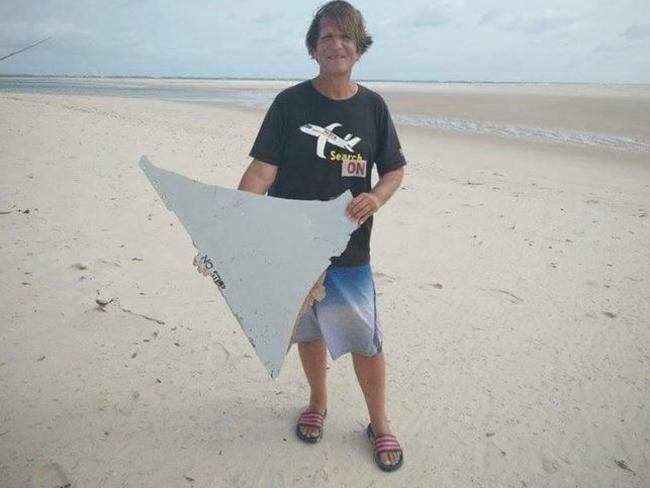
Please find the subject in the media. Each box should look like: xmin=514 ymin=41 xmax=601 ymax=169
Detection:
xmin=296 ymin=409 xmax=327 ymax=444
xmin=367 ymin=424 xmax=404 ymax=472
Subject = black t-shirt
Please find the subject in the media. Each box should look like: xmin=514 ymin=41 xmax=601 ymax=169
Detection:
xmin=249 ymin=80 xmax=406 ymax=266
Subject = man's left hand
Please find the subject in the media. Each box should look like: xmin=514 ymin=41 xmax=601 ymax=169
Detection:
xmin=347 ymin=192 xmax=381 ymax=225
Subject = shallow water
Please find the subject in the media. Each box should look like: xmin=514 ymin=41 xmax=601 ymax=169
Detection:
xmin=394 ymin=114 xmax=650 ymax=153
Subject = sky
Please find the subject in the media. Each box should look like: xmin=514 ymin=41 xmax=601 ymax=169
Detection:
xmin=0 ymin=0 xmax=649 ymax=83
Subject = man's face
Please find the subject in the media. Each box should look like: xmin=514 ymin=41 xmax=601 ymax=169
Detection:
xmin=314 ymin=17 xmax=359 ymax=76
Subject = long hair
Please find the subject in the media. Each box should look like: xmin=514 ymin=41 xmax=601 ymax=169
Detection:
xmin=305 ymin=1 xmax=373 ymax=57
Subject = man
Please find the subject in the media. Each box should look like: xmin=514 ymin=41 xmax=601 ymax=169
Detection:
xmin=220 ymin=1 xmax=405 ymax=471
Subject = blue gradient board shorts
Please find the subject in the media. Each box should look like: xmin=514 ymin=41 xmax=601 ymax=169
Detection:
xmin=292 ymin=264 xmax=383 ymax=359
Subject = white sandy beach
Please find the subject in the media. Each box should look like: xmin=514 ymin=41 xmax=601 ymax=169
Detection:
xmin=1 ymin=82 xmax=649 ymax=487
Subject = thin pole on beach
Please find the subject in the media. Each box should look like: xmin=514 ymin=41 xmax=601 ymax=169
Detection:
xmin=0 ymin=37 xmax=51 ymax=62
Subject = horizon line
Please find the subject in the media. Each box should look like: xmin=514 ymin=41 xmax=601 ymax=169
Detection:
xmin=1 ymin=73 xmax=649 ymax=86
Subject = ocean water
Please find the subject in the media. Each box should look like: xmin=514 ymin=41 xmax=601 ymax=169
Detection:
xmin=394 ymin=114 xmax=650 ymax=154
xmin=2 ymin=77 xmax=649 ymax=154
xmin=0 ymin=77 xmax=276 ymax=108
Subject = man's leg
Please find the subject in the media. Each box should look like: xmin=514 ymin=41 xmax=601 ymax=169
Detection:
xmin=298 ymin=339 xmax=328 ymax=438
xmin=352 ymin=352 xmax=401 ymax=466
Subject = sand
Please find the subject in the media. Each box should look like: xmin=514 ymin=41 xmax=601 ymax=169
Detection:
xmin=0 ymin=82 xmax=649 ymax=488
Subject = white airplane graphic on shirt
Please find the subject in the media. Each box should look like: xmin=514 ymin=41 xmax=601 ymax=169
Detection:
xmin=299 ymin=123 xmax=362 ymax=159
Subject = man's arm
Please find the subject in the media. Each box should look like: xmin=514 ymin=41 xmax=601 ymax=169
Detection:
xmin=347 ymin=167 xmax=404 ymax=225
xmin=238 ymin=159 xmax=278 ymax=195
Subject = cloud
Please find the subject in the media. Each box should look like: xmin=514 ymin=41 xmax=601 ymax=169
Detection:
xmin=593 ymin=42 xmax=642 ymax=53
xmin=403 ymin=9 xmax=450 ymax=29
xmin=397 ymin=3 xmax=457 ymax=29
xmin=0 ymin=19 xmax=90 ymax=45
xmin=403 ymin=11 xmax=450 ymax=28
xmin=479 ymin=9 xmax=573 ymax=34
xmin=250 ymin=11 xmax=286 ymax=24
xmin=620 ymin=24 xmax=650 ymax=40
xmin=594 ymin=23 xmax=650 ymax=54
xmin=479 ymin=9 xmax=502 ymax=25
xmin=114 ymin=0 xmax=151 ymax=7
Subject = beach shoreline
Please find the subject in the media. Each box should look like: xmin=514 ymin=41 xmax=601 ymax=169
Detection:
xmin=3 ymin=77 xmax=650 ymax=148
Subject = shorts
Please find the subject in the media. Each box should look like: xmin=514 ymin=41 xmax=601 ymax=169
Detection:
xmin=292 ymin=264 xmax=383 ymax=359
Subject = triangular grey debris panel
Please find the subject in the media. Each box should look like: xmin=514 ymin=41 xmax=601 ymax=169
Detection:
xmin=139 ymin=156 xmax=356 ymax=378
